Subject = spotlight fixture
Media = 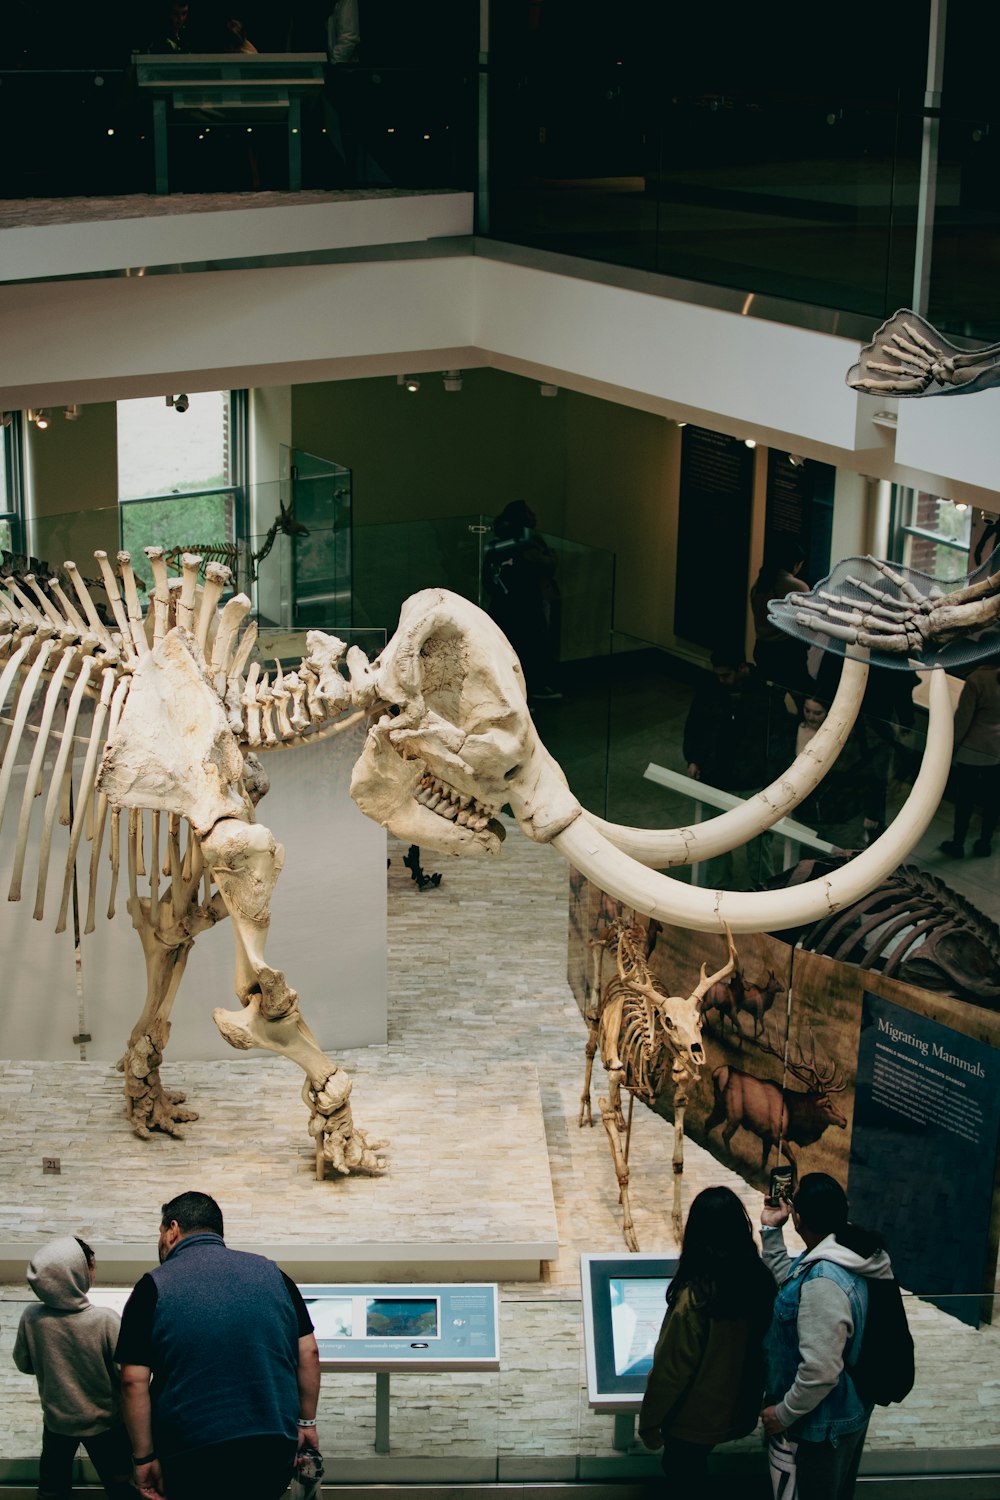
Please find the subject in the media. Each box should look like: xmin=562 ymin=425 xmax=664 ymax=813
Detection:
xmin=743 ymin=438 xmax=757 ymax=448
xmin=442 ymin=370 xmax=463 ymax=393
xmin=539 ymin=383 xmax=559 ymax=398
xmin=396 ymin=374 xmax=421 ymax=394
xmin=787 ymin=453 xmax=805 ymax=467
xmin=674 ymin=420 xmax=687 ymax=428
xmin=165 ymin=393 xmax=190 ymax=413
xmin=0 ymin=412 xmax=12 ymax=428
xmin=63 ymin=404 xmax=81 ymax=421
xmin=28 ymin=408 xmax=49 ymax=430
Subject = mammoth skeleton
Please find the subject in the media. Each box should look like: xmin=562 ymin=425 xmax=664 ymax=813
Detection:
xmin=0 ymin=541 xmax=964 ymax=1177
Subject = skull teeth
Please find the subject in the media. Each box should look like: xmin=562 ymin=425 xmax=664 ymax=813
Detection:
xmin=415 ymin=772 xmax=496 ymax=830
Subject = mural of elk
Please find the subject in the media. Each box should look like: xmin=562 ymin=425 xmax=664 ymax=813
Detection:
xmin=579 ymin=916 xmax=737 ymax=1250
xmin=705 ymin=1028 xmax=848 ymax=1178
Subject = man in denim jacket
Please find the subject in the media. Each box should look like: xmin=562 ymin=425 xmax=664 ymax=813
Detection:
xmin=760 ymin=1173 xmax=893 ymax=1500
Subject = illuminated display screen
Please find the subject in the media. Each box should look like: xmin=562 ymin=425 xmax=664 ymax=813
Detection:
xmin=365 ymin=1297 xmax=438 ymax=1338
xmin=609 ymin=1277 xmax=669 ymax=1376
xmin=308 ymin=1296 xmax=354 ymax=1340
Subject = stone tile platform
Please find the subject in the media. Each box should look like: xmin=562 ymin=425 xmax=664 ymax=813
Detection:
xmin=0 ymin=1057 xmax=557 ymax=1282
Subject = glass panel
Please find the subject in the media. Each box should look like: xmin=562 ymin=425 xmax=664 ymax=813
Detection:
xmin=120 ymin=492 xmax=237 ymax=592
xmin=117 ymin=393 xmax=229 ymax=500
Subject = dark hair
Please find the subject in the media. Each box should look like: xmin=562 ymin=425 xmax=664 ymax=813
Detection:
xmin=754 ymin=536 xmax=806 ymax=593
xmin=792 ymin=1173 xmax=848 ymax=1237
xmin=710 ymin=645 xmax=745 ymax=672
xmin=160 ymin=1191 xmax=224 ymax=1237
xmin=667 ymin=1186 xmax=776 ymax=1322
xmin=74 ymin=1237 xmax=95 ymax=1269
xmin=493 ymin=500 xmax=534 ymax=541
xmin=793 ymin=1172 xmax=886 ymax=1255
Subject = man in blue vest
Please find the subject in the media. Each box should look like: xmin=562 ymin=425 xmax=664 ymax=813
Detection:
xmin=760 ymin=1173 xmax=892 ymax=1500
xmin=117 ymin=1190 xmax=320 ymax=1500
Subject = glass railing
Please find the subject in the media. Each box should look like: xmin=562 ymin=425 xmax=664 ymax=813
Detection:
xmin=0 ymin=61 xmax=476 ymax=198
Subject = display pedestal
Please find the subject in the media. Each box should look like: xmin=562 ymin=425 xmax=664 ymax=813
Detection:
xmin=0 ymin=1054 xmax=558 ymax=1282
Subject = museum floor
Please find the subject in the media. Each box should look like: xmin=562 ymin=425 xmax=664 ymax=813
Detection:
xmin=1 ymin=786 xmax=997 ymax=1492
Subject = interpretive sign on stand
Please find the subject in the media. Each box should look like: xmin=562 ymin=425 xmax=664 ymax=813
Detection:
xmin=849 ymin=993 xmax=1000 ymax=1326
xmin=301 ymin=1281 xmax=499 ymax=1370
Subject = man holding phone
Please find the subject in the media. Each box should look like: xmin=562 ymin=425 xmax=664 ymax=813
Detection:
xmin=759 ymin=1173 xmax=893 ymax=1500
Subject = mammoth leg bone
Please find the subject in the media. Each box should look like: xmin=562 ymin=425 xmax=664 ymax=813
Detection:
xmin=117 ymin=814 xmax=219 ymax=1138
xmin=200 ymin=815 xmax=387 ymax=1177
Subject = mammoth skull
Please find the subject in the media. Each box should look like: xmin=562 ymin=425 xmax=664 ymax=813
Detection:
xmin=350 ymin=590 xmax=581 ymax=856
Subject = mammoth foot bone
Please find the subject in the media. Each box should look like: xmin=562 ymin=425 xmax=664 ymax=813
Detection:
xmin=117 ymin=1034 xmax=199 ymax=1139
xmin=213 ymin=994 xmax=388 ymax=1178
xmin=303 ymin=1075 xmax=389 ymax=1179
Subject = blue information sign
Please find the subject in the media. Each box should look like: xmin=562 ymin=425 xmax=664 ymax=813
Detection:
xmin=300 ymin=1282 xmax=500 ymax=1370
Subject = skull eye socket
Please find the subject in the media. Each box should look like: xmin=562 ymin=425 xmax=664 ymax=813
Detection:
xmin=664 ymin=1015 xmax=675 ymax=1029
xmin=504 ymin=765 xmax=521 ymax=781
xmin=388 ymin=704 xmax=401 ymax=717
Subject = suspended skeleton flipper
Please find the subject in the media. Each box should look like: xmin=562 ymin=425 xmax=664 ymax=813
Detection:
xmin=52 ymin=666 xmax=117 ymax=929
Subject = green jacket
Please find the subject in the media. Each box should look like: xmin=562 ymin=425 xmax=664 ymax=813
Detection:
xmin=638 ymin=1286 xmax=766 ymax=1448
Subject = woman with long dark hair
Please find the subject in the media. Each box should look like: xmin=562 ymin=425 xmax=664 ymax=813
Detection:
xmin=638 ymin=1186 xmax=776 ymax=1484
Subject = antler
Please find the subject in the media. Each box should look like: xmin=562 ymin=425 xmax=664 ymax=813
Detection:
xmin=785 ymin=1026 xmax=846 ymax=1093
xmin=689 ymin=924 xmax=738 ymax=1007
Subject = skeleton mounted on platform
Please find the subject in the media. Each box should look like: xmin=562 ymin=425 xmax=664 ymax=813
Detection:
xmin=579 ymin=917 xmax=738 ymax=1249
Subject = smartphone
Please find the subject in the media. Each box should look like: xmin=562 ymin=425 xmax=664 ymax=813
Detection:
xmin=765 ymin=1166 xmax=794 ymax=1207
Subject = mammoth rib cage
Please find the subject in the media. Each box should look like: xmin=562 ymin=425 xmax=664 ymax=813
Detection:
xmin=554 ymin=667 xmax=953 ymax=934
xmin=584 ymin=653 xmax=870 ymax=867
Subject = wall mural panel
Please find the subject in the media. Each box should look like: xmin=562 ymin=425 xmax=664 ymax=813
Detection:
xmin=569 ymin=874 xmax=1000 ymax=1321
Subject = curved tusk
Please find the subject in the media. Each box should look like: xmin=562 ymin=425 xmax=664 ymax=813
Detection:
xmin=584 ymin=652 xmax=870 ymax=866
xmin=552 ymin=667 xmax=952 ymax=933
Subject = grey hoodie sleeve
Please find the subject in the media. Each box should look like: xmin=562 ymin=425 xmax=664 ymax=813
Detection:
xmin=12 ymin=1313 xmax=33 ymax=1374
xmin=775 ymin=1275 xmax=854 ymax=1429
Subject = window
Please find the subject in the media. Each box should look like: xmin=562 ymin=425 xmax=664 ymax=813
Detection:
xmin=117 ymin=391 xmax=246 ymax=589
xmin=891 ymin=487 xmax=972 ymax=584
xmin=1 ymin=416 xmax=24 ymax=557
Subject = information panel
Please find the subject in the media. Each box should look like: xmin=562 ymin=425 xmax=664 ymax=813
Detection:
xmin=849 ymin=993 xmax=1000 ymax=1326
xmin=300 ymin=1282 xmax=499 ymax=1371
xmin=581 ymin=1253 xmax=676 ymax=1409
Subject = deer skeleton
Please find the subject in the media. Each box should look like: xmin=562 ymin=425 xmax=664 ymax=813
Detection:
xmin=579 ymin=918 xmax=737 ymax=1250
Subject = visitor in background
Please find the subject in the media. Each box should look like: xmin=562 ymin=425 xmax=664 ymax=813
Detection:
xmin=483 ymin=499 xmax=562 ymax=704
xmin=751 ymin=537 xmax=811 ymax=694
xmin=12 ymin=1236 xmax=133 ymax=1500
xmin=940 ymin=662 xmax=1000 ymax=857
xmin=638 ymin=1186 xmax=775 ymax=1485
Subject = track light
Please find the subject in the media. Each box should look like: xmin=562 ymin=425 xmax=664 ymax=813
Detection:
xmin=787 ymin=453 xmax=805 ymax=467
xmin=395 ymin=374 xmax=421 ymax=394
xmin=743 ymin=438 xmax=757 ymax=448
xmin=165 ymin=394 xmax=189 ymax=413
xmin=28 ymin=408 xmax=49 ymax=430
xmin=442 ymin=370 xmax=463 ymax=393
xmin=539 ymin=383 xmax=559 ymax=398
xmin=64 ymin=404 xmax=81 ymax=421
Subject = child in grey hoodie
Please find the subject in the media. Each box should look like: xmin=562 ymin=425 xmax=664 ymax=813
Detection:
xmin=12 ymin=1235 xmax=133 ymax=1500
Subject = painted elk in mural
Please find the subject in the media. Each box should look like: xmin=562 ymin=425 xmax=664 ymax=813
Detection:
xmin=705 ymin=1030 xmax=848 ymax=1178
